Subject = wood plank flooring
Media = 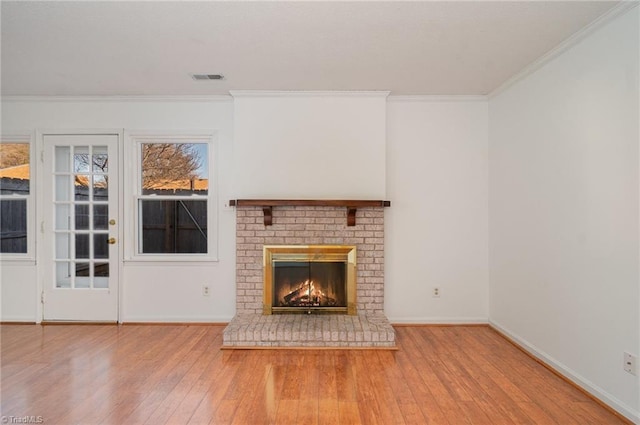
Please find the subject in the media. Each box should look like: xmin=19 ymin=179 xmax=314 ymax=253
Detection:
xmin=0 ymin=324 xmax=630 ymax=424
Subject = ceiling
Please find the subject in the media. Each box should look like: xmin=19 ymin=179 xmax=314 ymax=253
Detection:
xmin=1 ymin=1 xmax=619 ymax=97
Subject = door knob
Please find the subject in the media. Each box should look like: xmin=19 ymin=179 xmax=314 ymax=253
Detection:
xmin=107 ymin=237 xmax=116 ymax=245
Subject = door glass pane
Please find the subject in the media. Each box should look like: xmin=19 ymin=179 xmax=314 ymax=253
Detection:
xmin=93 ymin=175 xmax=108 ymax=201
xmin=75 ymin=204 xmax=89 ymax=230
xmin=73 ymin=146 xmax=90 ymax=172
xmin=55 ymin=233 xmax=70 ymax=259
xmin=75 ymin=175 xmax=90 ymax=201
xmin=94 ymin=234 xmax=108 ymax=259
xmin=75 ymin=262 xmax=90 ymax=277
xmin=94 ymin=205 xmax=108 ymax=230
xmin=55 ymin=146 xmax=70 ymax=172
xmin=75 ymin=234 xmax=89 ymax=259
xmin=50 ymin=141 xmax=113 ymax=296
xmin=55 ymin=175 xmax=71 ymax=201
xmin=55 ymin=204 xmax=70 ymax=230
xmin=92 ymin=146 xmax=108 ymax=173
xmin=56 ymin=262 xmax=71 ymax=288
xmin=94 ymin=263 xmax=109 ymax=278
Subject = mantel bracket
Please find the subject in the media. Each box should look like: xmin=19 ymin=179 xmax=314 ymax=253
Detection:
xmin=262 ymin=206 xmax=273 ymax=226
xmin=347 ymin=207 xmax=358 ymax=227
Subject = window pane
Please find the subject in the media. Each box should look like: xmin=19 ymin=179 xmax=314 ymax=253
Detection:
xmin=75 ymin=175 xmax=90 ymax=201
xmin=94 ymin=205 xmax=108 ymax=230
xmin=75 ymin=234 xmax=90 ymax=259
xmin=56 ymin=262 xmax=71 ymax=288
xmin=55 ymin=175 xmax=71 ymax=201
xmin=55 ymin=204 xmax=71 ymax=230
xmin=0 ymin=199 xmax=27 ymax=253
xmin=93 ymin=175 xmax=108 ymax=201
xmin=94 ymin=234 xmax=109 ymax=259
xmin=0 ymin=143 xmax=30 ymax=194
xmin=73 ymin=146 xmax=90 ymax=173
xmin=75 ymin=204 xmax=89 ymax=230
xmin=55 ymin=146 xmax=71 ymax=173
xmin=55 ymin=233 xmax=70 ymax=259
xmin=141 ymin=143 xmax=208 ymax=196
xmin=139 ymin=199 xmax=207 ymax=254
xmin=95 ymin=263 xmax=109 ymax=278
xmin=75 ymin=262 xmax=90 ymax=277
xmin=92 ymin=146 xmax=108 ymax=173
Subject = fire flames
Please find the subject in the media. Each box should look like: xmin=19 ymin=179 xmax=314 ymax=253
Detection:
xmin=281 ymin=279 xmax=336 ymax=307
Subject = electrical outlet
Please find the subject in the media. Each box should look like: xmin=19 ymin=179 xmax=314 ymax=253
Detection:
xmin=624 ymin=352 xmax=636 ymax=375
xmin=433 ymin=287 xmax=440 ymax=298
xmin=202 ymin=284 xmax=211 ymax=297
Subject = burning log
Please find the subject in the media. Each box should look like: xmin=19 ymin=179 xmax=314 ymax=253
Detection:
xmin=283 ymin=280 xmax=313 ymax=304
xmin=281 ymin=279 xmax=337 ymax=306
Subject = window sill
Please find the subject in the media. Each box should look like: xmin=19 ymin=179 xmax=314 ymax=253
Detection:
xmin=0 ymin=256 xmax=36 ymax=265
xmin=124 ymin=255 xmax=219 ymax=265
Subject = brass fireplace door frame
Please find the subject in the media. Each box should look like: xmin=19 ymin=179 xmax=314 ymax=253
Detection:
xmin=263 ymin=245 xmax=357 ymax=315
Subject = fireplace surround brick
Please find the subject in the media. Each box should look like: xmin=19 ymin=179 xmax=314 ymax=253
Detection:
xmin=225 ymin=203 xmax=394 ymax=348
xmin=235 ymin=206 xmax=386 ymax=315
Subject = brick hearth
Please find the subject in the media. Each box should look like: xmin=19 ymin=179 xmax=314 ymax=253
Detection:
xmin=223 ymin=314 xmax=395 ymax=348
xmin=223 ymin=204 xmax=395 ymax=348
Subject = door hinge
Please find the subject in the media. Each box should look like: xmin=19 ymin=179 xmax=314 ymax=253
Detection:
xmin=41 ymin=221 xmax=45 ymax=234
xmin=40 ymin=150 xmax=44 ymax=163
xmin=41 ymin=291 xmax=45 ymax=304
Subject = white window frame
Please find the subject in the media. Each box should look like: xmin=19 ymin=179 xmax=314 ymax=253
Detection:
xmin=0 ymin=135 xmax=35 ymax=261
xmin=125 ymin=132 xmax=218 ymax=262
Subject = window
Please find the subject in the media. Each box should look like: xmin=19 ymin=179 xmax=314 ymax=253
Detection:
xmin=133 ymin=137 xmax=214 ymax=257
xmin=0 ymin=140 xmax=31 ymax=255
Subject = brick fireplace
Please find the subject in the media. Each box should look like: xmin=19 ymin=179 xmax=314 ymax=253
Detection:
xmin=223 ymin=201 xmax=395 ymax=348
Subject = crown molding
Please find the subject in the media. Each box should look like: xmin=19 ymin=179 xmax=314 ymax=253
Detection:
xmin=229 ymin=90 xmax=390 ymax=98
xmin=489 ymin=1 xmax=639 ymax=99
xmin=387 ymin=95 xmax=487 ymax=103
xmin=1 ymin=95 xmax=233 ymax=103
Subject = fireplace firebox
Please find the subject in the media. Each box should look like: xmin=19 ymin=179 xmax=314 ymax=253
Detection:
xmin=263 ymin=245 xmax=356 ymax=315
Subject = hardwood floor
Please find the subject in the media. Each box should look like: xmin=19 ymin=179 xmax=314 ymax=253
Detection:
xmin=0 ymin=324 xmax=630 ymax=424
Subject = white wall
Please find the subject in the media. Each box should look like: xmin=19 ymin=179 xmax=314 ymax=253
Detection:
xmin=1 ymin=98 xmax=237 ymax=322
xmin=232 ymin=92 xmax=387 ymax=199
xmin=386 ymin=98 xmax=489 ymax=323
xmin=2 ymin=94 xmax=491 ymax=325
xmin=1 ymin=263 xmax=38 ymax=321
xmin=489 ymin=6 xmax=639 ymax=421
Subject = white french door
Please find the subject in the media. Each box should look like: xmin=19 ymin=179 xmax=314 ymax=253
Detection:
xmin=42 ymin=134 xmax=119 ymax=321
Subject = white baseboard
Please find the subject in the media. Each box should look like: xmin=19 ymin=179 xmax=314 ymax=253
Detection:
xmin=389 ymin=316 xmax=489 ymax=325
xmin=120 ymin=316 xmax=232 ymax=324
xmin=490 ymin=320 xmax=639 ymax=424
xmin=1 ymin=316 xmax=37 ymax=323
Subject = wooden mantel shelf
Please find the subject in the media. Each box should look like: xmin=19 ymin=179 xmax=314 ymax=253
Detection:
xmin=228 ymin=199 xmax=391 ymax=226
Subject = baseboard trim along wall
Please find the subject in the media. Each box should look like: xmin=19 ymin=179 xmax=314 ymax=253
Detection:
xmin=490 ymin=320 xmax=638 ymax=424
xmin=389 ymin=316 xmax=489 ymax=325
xmin=120 ymin=316 xmax=233 ymax=324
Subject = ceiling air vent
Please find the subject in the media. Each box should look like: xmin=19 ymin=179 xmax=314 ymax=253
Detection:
xmin=191 ymin=74 xmax=224 ymax=81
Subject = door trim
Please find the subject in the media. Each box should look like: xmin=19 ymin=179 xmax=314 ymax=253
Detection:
xmin=36 ymin=129 xmax=124 ymax=323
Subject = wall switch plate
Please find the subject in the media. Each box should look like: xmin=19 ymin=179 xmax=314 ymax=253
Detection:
xmin=202 ymin=285 xmax=211 ymax=297
xmin=624 ymin=352 xmax=636 ymax=375
xmin=432 ymin=287 xmax=440 ymax=298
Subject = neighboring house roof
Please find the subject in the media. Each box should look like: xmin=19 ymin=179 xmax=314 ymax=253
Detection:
xmin=143 ymin=178 xmax=208 ymax=191
xmin=0 ymin=164 xmax=29 ymax=180
xmin=0 ymin=165 xmax=208 ymax=192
